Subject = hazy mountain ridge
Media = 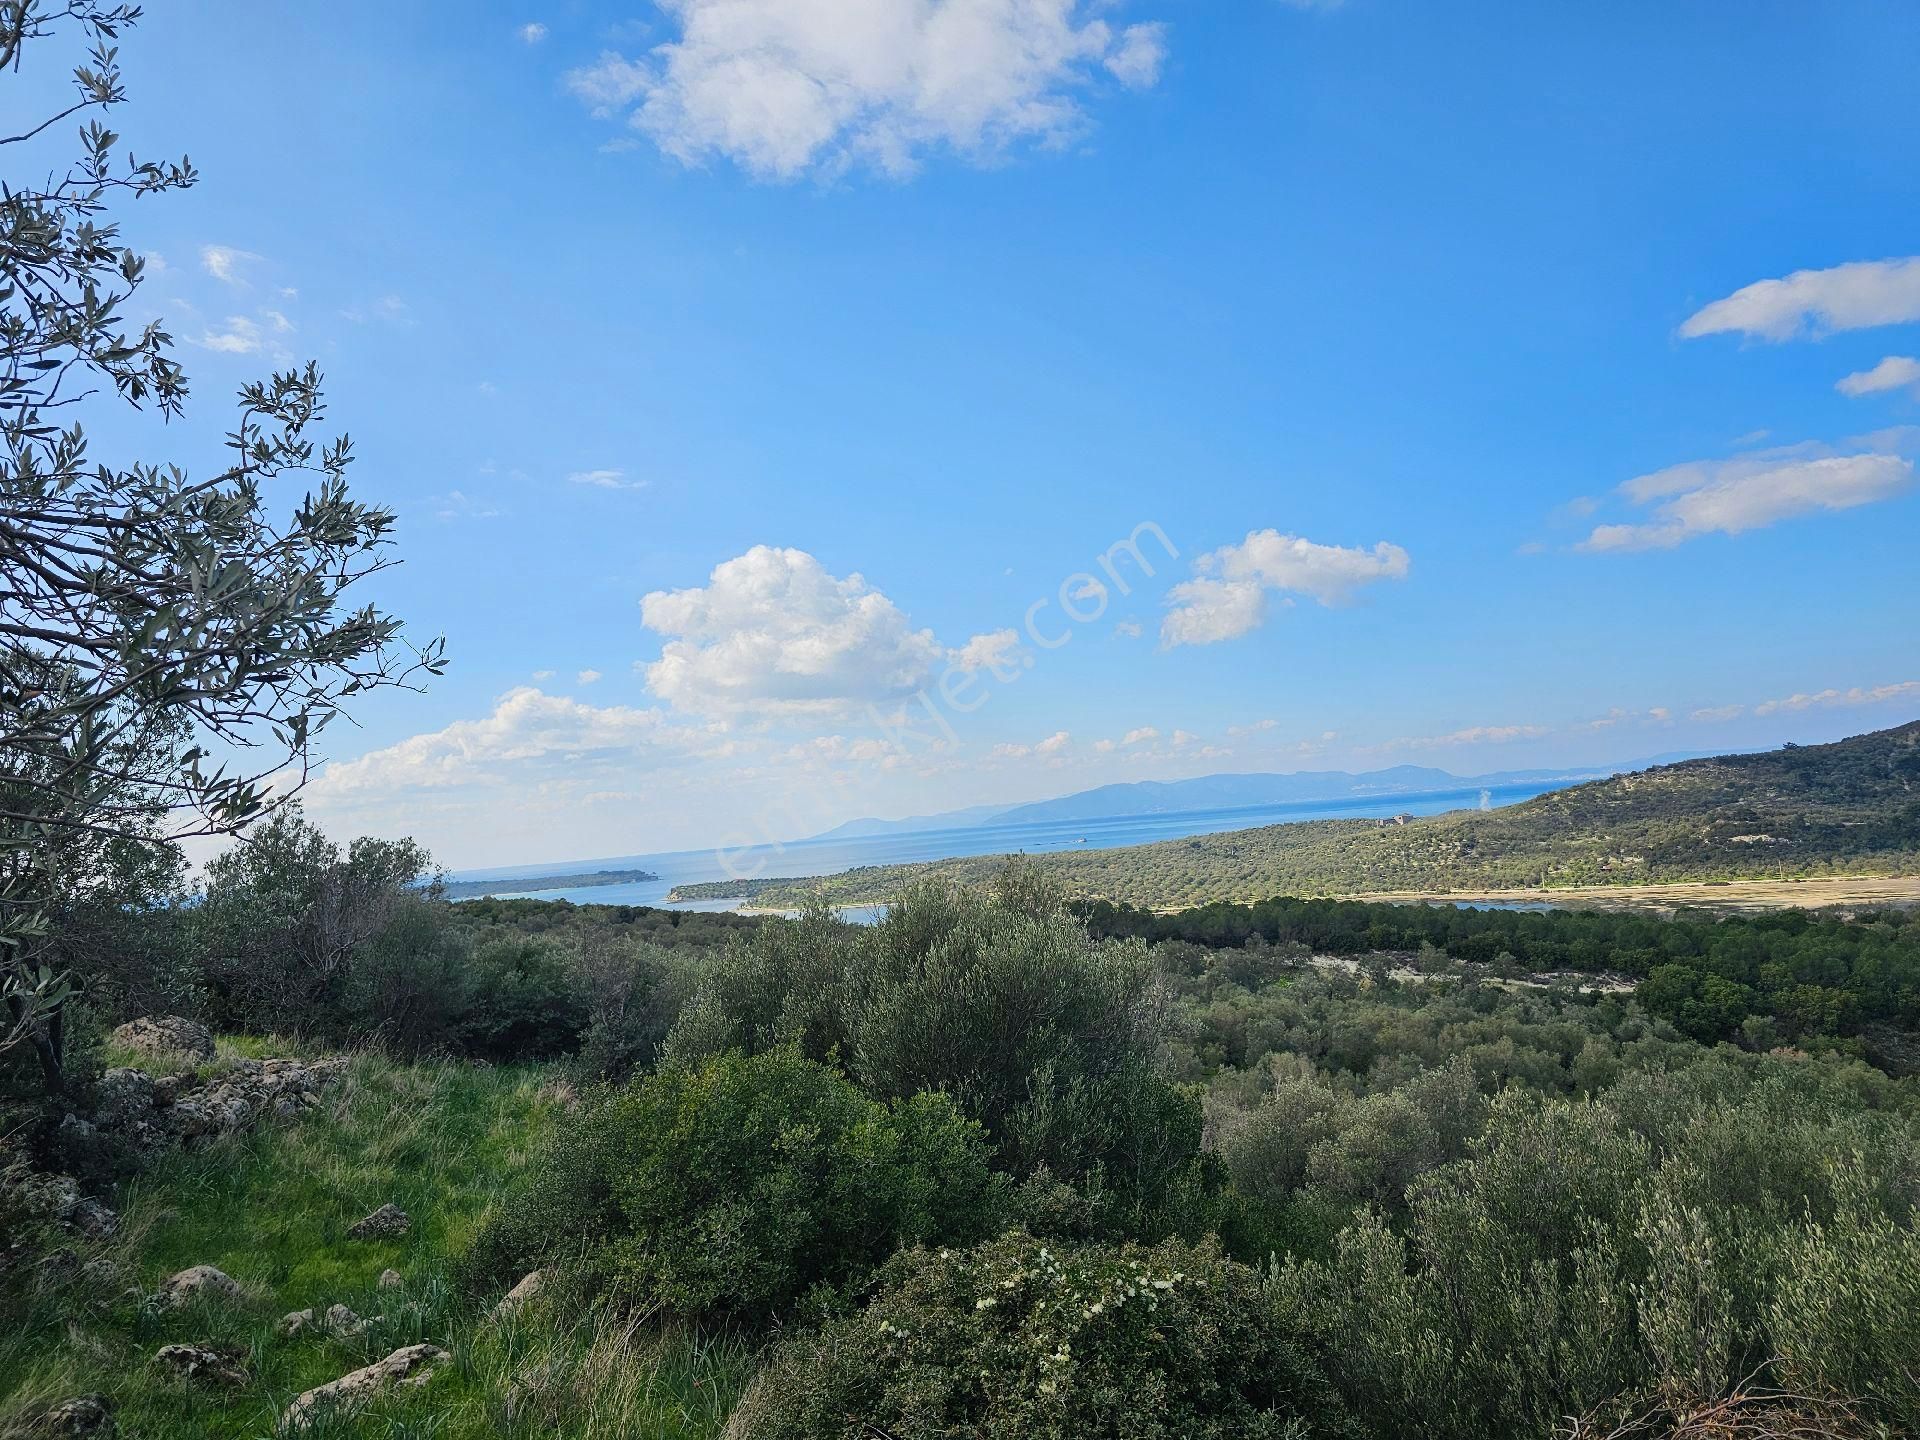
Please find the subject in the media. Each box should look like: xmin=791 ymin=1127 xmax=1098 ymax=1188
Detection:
xmin=681 ymin=725 xmax=1920 ymax=909
xmin=807 ymin=756 xmax=1708 ymax=840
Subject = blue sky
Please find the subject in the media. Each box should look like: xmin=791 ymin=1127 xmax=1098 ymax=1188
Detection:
xmin=23 ymin=1 xmax=1920 ymax=867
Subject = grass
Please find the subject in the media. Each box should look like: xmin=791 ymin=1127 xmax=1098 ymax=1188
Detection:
xmin=0 ymin=1048 xmax=756 ymax=1438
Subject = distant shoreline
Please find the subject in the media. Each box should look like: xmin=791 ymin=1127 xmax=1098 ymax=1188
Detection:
xmin=442 ymin=868 xmax=661 ymax=901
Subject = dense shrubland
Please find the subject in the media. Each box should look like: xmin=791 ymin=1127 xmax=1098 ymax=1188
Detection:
xmin=9 ymin=839 xmax=1920 ymax=1438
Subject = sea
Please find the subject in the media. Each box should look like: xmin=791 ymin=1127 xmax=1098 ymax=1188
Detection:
xmin=452 ymin=780 xmax=1566 ymax=915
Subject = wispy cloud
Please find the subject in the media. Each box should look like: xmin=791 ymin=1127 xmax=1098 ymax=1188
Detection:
xmin=1754 ymin=679 xmax=1920 ymax=717
xmin=1578 ymin=437 xmax=1915 ymax=552
xmin=1680 ymin=256 xmax=1920 ymax=342
xmin=519 ymin=21 xmax=548 ymax=44
xmin=568 ymin=468 xmax=645 ymax=490
xmin=200 ymin=244 xmax=262 ymax=285
xmin=1837 ymin=355 xmax=1920 ymax=399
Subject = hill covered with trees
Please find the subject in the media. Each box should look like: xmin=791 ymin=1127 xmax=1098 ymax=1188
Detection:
xmin=678 ymin=721 xmax=1920 ymax=910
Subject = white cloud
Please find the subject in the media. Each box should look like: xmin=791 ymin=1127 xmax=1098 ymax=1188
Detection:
xmin=1158 ymin=578 xmax=1266 ymax=648
xmin=1160 ymin=530 xmax=1410 ymax=647
xmin=519 ymin=22 xmax=549 ymax=43
xmin=195 ymin=315 xmax=261 ymax=354
xmin=1579 ymin=448 xmax=1915 ymax=552
xmin=950 ymin=628 xmax=1024 ymax=674
xmin=640 ymin=545 xmax=943 ymax=715
xmin=1121 ymin=726 xmax=1159 ymax=746
xmin=565 ymin=0 xmax=1169 ymax=182
xmin=1113 ymin=619 xmax=1143 ymax=639
xmin=310 ymin=687 xmax=686 ymax=798
xmin=993 ymin=729 xmax=1071 ymax=760
xmin=1680 ymin=256 xmax=1920 ymax=342
xmin=1837 ymin=355 xmax=1920 ymax=399
xmin=1755 ymin=680 xmax=1920 ymax=718
xmin=1690 ymin=704 xmax=1744 ymax=723
xmin=200 ymin=244 xmax=261 ymax=285
xmin=1226 ymin=718 xmax=1279 ymax=737
xmin=577 ymin=669 xmax=603 ymax=685
xmin=531 ymin=670 xmax=555 ymax=681
xmin=1401 ymin=724 xmax=1549 ymax=749
xmin=568 ymin=468 xmax=645 ymax=490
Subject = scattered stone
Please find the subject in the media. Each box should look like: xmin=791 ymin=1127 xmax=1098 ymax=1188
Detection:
xmin=377 ymin=1268 xmax=404 ymax=1289
xmin=153 ymin=1342 xmax=248 ymax=1387
xmin=33 ymin=1394 xmax=111 ymax=1435
xmin=489 ymin=1269 xmax=544 ymax=1322
xmin=155 ymin=1264 xmax=240 ymax=1308
xmin=109 ymin=1015 xmax=215 ymax=1064
xmin=65 ymin=1197 xmax=117 ymax=1239
xmin=94 ymin=1069 xmax=157 ymax=1127
xmin=346 ymin=1203 xmax=410 ymax=1240
xmin=280 ymin=1344 xmax=449 ymax=1429
xmin=278 ymin=1307 xmax=316 ymax=1337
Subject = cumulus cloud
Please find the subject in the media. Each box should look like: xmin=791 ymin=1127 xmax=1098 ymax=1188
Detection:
xmin=1578 ymin=447 xmax=1915 ymax=552
xmin=519 ymin=22 xmax=548 ymax=43
xmin=1755 ymin=680 xmax=1920 ymax=717
xmin=310 ymin=687 xmax=686 ymax=798
xmin=1680 ymin=256 xmax=1920 ymax=342
xmin=1121 ymin=726 xmax=1159 ymax=746
xmin=577 ymin=669 xmax=603 ymax=685
xmin=640 ymin=545 xmax=943 ymax=715
xmin=1837 ymin=355 xmax=1920 ymax=399
xmin=1160 ymin=530 xmax=1410 ymax=647
xmin=950 ymin=628 xmax=1024 ymax=674
xmin=565 ymin=0 xmax=1168 ymax=182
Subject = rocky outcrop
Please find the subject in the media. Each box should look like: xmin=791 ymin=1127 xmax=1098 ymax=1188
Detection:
xmin=152 ymin=1342 xmax=248 ymax=1387
xmin=280 ymin=1344 xmax=449 ymax=1429
xmin=489 ymin=1269 xmax=544 ymax=1321
xmin=80 ymin=1055 xmax=346 ymax=1160
xmin=377 ymin=1267 xmax=404 ymax=1289
xmin=346 ymin=1203 xmax=410 ymax=1240
xmin=29 ymin=1394 xmax=111 ymax=1435
xmin=108 ymin=1015 xmax=214 ymax=1063
xmin=154 ymin=1264 xmax=241 ymax=1309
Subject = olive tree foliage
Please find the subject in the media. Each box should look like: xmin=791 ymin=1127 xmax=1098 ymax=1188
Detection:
xmin=0 ymin=4 xmax=443 ymax=1089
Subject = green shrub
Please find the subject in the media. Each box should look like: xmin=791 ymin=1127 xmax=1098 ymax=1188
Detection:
xmin=665 ymin=870 xmax=1200 ymax=1215
xmin=732 ymin=1230 xmax=1347 ymax=1440
xmin=460 ymin=1049 xmax=1007 ymax=1324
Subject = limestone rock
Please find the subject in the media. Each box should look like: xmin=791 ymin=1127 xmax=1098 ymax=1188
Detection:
xmin=109 ymin=1016 xmax=214 ymax=1064
xmin=489 ymin=1269 xmax=544 ymax=1321
xmin=155 ymin=1264 xmax=240 ymax=1308
xmin=346 ymin=1203 xmax=410 ymax=1240
xmin=32 ymin=1394 xmax=111 ymax=1435
xmin=280 ymin=1344 xmax=449 ymax=1429
xmin=153 ymin=1342 xmax=248 ymax=1387
xmin=377 ymin=1268 xmax=404 ymax=1289
xmin=85 ymin=1053 xmax=345 ymax=1158
xmin=279 ymin=1302 xmax=366 ymax=1338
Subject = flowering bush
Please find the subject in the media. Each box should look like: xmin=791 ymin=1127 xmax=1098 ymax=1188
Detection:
xmin=730 ymin=1230 xmax=1345 ymax=1439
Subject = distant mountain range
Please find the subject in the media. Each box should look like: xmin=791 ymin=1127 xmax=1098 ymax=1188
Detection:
xmin=681 ymin=723 xmax=1920 ymax=910
xmin=805 ymin=755 xmax=1713 ymax=842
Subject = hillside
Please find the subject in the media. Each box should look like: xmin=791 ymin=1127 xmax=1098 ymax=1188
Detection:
xmin=681 ymin=721 xmax=1920 ymax=910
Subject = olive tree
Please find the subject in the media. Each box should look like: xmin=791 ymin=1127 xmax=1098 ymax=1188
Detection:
xmin=1 ymin=4 xmax=443 ymax=1089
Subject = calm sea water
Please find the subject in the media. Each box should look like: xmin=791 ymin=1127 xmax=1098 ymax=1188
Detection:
xmin=455 ymin=782 xmax=1564 ymax=913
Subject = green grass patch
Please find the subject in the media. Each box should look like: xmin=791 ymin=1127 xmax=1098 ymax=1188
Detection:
xmin=0 ymin=1051 xmax=755 ymax=1438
